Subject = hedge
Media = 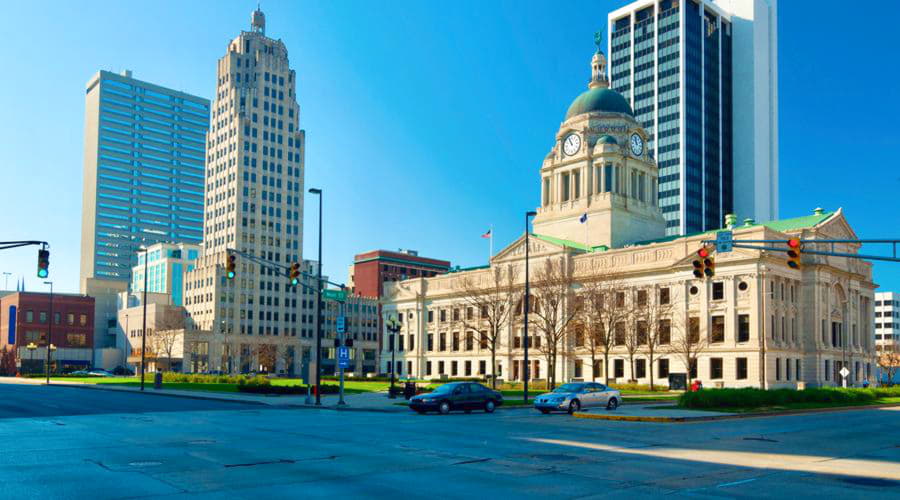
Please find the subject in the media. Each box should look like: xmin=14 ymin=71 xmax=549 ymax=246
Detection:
xmin=678 ymin=387 xmax=900 ymax=409
xmin=238 ymin=383 xmax=339 ymax=395
xmin=162 ymin=373 xmax=270 ymax=386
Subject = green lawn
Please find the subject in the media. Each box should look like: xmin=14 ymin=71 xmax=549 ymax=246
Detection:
xmin=694 ymin=396 xmax=900 ymax=414
xmin=50 ymin=376 xmax=392 ymax=395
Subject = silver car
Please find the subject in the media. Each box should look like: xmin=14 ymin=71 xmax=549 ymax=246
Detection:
xmin=533 ymin=382 xmax=621 ymax=414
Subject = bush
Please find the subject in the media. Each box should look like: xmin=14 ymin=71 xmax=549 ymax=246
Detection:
xmin=161 ymin=373 xmax=270 ymax=386
xmin=238 ymin=383 xmax=339 ymax=395
xmin=609 ymin=382 xmax=668 ymax=392
xmin=322 ymin=375 xmax=392 ymax=382
xmin=677 ymin=387 xmax=900 ymax=409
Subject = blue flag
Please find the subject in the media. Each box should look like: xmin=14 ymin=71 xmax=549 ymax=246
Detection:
xmin=579 ymin=213 xmax=588 ymax=224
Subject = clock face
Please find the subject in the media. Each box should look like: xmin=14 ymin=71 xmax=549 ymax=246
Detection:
xmin=630 ymin=133 xmax=644 ymax=157
xmin=563 ymin=134 xmax=581 ymax=156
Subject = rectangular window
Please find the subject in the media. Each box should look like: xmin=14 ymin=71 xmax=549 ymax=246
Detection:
xmin=825 ymin=359 xmax=830 ymax=381
xmin=614 ymin=323 xmax=625 ymax=345
xmin=614 ymin=359 xmax=624 ymax=378
xmin=736 ymin=358 xmax=748 ymax=379
xmin=659 ymin=287 xmax=670 ymax=305
xmin=738 ymin=314 xmax=750 ymax=342
xmin=796 ymin=359 xmax=801 ymax=380
xmin=574 ymin=171 xmax=581 ymax=198
xmin=479 ymin=360 xmax=486 ymax=375
xmin=479 ymin=331 xmax=487 ymax=349
xmin=67 ymin=313 xmax=74 ymax=325
xmin=427 ymin=334 xmax=433 ymax=351
xmin=712 ymin=282 xmax=724 ymax=300
xmin=398 ymin=336 xmax=404 ymax=351
xmin=66 ymin=333 xmax=87 ymax=347
xmin=710 ymin=358 xmax=723 ymax=379
xmin=786 ymin=358 xmax=792 ymax=380
xmin=426 ymin=361 xmax=432 ymax=376
xmin=439 ymin=333 xmax=446 ymax=351
xmin=688 ymin=317 xmax=700 ymax=343
xmin=775 ymin=358 xmax=781 ymax=380
xmin=465 ymin=331 xmax=474 ymax=351
xmin=574 ymin=359 xmax=583 ymax=378
xmin=438 ymin=360 xmax=445 ymax=375
xmin=427 ymin=311 xmax=433 ymax=323
xmin=659 ymin=319 xmax=671 ymax=344
xmin=464 ymin=360 xmax=472 ymax=376
xmin=711 ymin=316 xmax=725 ymax=343
xmin=562 ymin=173 xmax=571 ymax=201
xmin=451 ymin=361 xmax=458 ymax=376
xmin=658 ymin=358 xmax=669 ymax=378
xmin=39 ymin=311 xmax=47 ymax=323
xmin=452 ymin=331 xmax=460 ymax=351
xmin=635 ymin=359 xmax=646 ymax=379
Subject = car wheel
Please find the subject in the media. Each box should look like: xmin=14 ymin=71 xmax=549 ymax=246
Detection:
xmin=539 ymin=409 xmax=550 ymax=415
xmin=568 ymin=400 xmax=581 ymax=414
xmin=607 ymin=398 xmax=619 ymax=410
xmin=438 ymin=401 xmax=451 ymax=415
xmin=485 ymin=400 xmax=496 ymax=413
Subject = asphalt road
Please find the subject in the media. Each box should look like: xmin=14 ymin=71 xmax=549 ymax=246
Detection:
xmin=0 ymin=383 xmax=898 ymax=498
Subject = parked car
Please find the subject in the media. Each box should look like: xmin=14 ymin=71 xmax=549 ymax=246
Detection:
xmin=534 ymin=382 xmax=621 ymax=414
xmin=409 ymin=382 xmax=503 ymax=415
xmin=87 ymin=369 xmax=114 ymax=377
xmin=69 ymin=370 xmax=90 ymax=376
xmin=112 ymin=365 xmax=135 ymax=376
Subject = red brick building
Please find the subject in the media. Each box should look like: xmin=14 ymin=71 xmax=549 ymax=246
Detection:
xmin=349 ymin=249 xmax=451 ymax=298
xmin=0 ymin=292 xmax=95 ymax=373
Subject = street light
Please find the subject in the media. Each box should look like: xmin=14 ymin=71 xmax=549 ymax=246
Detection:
xmin=385 ymin=313 xmax=401 ymax=398
xmin=524 ymin=210 xmax=537 ymax=403
xmin=308 ymin=187 xmax=323 ymax=405
xmin=26 ymin=342 xmax=37 ymax=375
xmin=137 ymin=246 xmax=149 ymax=391
xmin=44 ymin=280 xmax=53 ymax=384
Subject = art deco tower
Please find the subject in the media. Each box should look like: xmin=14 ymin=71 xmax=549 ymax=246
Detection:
xmin=184 ymin=8 xmax=307 ymax=373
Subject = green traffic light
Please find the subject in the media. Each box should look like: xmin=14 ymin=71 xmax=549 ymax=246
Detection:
xmin=227 ymin=271 xmax=235 ymax=279
xmin=37 ymin=269 xmax=48 ymax=278
xmin=291 ymin=278 xmax=299 ymax=286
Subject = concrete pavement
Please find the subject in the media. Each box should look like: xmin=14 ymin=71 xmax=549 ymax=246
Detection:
xmin=0 ymin=383 xmax=899 ymax=498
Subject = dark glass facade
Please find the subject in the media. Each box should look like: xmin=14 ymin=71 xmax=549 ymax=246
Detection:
xmin=609 ymin=0 xmax=732 ymax=235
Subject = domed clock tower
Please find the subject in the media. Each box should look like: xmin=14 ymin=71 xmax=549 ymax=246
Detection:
xmin=532 ymin=37 xmax=666 ymax=249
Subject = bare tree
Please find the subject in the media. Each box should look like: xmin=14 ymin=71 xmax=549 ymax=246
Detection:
xmin=530 ymin=257 xmax=579 ymax=390
xmin=151 ymin=309 xmax=185 ymax=372
xmin=666 ymin=315 xmax=707 ymax=386
xmin=457 ymin=264 xmax=519 ymax=388
xmin=580 ymin=276 xmax=629 ymax=385
xmin=634 ymin=286 xmax=675 ymax=390
xmin=878 ymin=342 xmax=900 ymax=387
xmin=256 ymin=344 xmax=277 ymax=373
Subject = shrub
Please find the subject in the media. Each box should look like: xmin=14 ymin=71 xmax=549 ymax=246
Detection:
xmin=238 ymin=383 xmax=338 ymax=395
xmin=160 ymin=373 xmax=270 ymax=386
xmin=609 ymin=382 xmax=668 ymax=392
xmin=677 ymin=387 xmax=895 ymax=409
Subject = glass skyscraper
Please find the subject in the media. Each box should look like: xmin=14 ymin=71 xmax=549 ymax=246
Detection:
xmin=608 ymin=0 xmax=777 ymax=235
xmin=79 ymin=70 xmax=210 ymax=286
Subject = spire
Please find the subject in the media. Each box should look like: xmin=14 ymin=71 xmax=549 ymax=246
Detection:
xmin=251 ymin=4 xmax=266 ymax=35
xmin=588 ymin=30 xmax=609 ymax=90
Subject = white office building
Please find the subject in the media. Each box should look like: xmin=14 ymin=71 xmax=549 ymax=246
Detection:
xmin=875 ymin=292 xmax=899 ymax=350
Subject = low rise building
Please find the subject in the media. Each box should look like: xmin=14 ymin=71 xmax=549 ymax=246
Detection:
xmin=0 ymin=292 xmax=95 ymax=373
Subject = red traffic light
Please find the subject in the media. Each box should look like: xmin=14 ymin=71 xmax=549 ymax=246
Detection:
xmin=788 ymin=238 xmax=801 ymax=249
xmin=697 ymin=247 xmax=710 ymax=258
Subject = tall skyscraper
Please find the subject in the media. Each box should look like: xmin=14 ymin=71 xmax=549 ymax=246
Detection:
xmin=184 ymin=8 xmax=307 ymax=374
xmin=79 ymin=70 xmax=210 ymax=288
xmin=607 ymin=0 xmax=777 ymax=235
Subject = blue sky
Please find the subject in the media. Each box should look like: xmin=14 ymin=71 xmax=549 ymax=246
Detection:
xmin=1 ymin=0 xmax=898 ymax=295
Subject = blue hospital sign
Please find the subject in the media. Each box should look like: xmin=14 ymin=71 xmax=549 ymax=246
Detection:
xmin=8 ymin=306 xmax=16 ymax=344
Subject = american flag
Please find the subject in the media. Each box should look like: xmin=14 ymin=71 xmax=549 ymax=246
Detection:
xmin=481 ymin=229 xmax=492 ymax=238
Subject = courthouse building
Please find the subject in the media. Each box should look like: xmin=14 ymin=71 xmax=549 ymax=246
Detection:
xmin=379 ymin=41 xmax=876 ymax=389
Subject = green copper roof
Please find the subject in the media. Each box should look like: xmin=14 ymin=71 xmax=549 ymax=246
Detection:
xmin=597 ymin=135 xmax=618 ymax=145
xmin=566 ymin=88 xmax=634 ymax=120
xmin=533 ymin=233 xmax=594 ymax=252
xmin=632 ymin=211 xmax=837 ymax=247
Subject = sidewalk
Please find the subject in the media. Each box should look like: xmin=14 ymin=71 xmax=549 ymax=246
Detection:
xmin=0 ymin=377 xmax=408 ymax=412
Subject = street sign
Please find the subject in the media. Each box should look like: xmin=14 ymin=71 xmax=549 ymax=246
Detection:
xmin=839 ymin=367 xmax=850 ymax=378
xmin=716 ymin=230 xmax=733 ymax=253
xmin=323 ymin=289 xmax=347 ymax=302
xmin=336 ymin=315 xmax=346 ymax=334
xmin=338 ymin=346 xmax=350 ymax=369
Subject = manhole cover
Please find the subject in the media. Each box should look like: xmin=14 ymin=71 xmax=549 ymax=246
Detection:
xmin=128 ymin=461 xmax=162 ymax=467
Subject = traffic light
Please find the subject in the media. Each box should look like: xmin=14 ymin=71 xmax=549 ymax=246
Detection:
xmin=289 ymin=262 xmax=300 ymax=286
xmin=37 ymin=249 xmax=49 ymax=278
xmin=787 ymin=238 xmax=802 ymax=269
xmin=345 ymin=338 xmax=353 ymax=347
xmin=226 ymin=254 xmax=236 ymax=279
xmin=692 ymin=246 xmax=714 ymax=279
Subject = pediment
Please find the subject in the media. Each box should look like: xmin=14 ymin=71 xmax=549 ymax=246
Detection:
xmin=492 ymin=234 xmax=565 ymax=264
xmin=816 ymin=210 xmax=858 ymax=241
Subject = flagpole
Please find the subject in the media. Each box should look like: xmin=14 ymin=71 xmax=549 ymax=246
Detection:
xmin=489 ymin=224 xmax=493 ymax=262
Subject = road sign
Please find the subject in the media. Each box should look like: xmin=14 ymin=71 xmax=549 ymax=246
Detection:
xmin=338 ymin=346 xmax=350 ymax=369
xmin=323 ymin=289 xmax=347 ymax=302
xmin=839 ymin=367 xmax=850 ymax=378
xmin=716 ymin=230 xmax=733 ymax=253
xmin=336 ymin=315 xmax=346 ymax=334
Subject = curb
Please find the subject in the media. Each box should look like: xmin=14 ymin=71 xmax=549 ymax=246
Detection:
xmin=572 ymin=401 xmax=900 ymax=423
xmin=48 ymin=382 xmax=270 ymax=407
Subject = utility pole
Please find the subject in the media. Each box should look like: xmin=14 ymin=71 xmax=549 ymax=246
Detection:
xmin=524 ymin=211 xmax=537 ymax=402
xmin=44 ymin=280 xmax=53 ymax=384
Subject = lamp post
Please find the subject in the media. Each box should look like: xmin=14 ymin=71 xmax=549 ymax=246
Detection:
xmin=308 ymin=188 xmax=323 ymax=405
xmin=44 ymin=280 xmax=53 ymax=384
xmin=26 ymin=342 xmax=37 ymax=375
xmin=137 ymin=246 xmax=149 ymax=391
xmin=524 ymin=210 xmax=537 ymax=402
xmin=385 ymin=313 xmax=401 ymax=398
xmin=2 ymin=272 xmax=10 ymax=290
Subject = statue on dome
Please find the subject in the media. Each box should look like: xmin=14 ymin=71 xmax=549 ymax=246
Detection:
xmin=594 ymin=30 xmax=603 ymax=53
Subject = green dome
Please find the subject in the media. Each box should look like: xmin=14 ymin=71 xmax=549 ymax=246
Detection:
xmin=565 ymin=87 xmax=633 ymax=120
xmin=597 ymin=135 xmax=618 ymax=145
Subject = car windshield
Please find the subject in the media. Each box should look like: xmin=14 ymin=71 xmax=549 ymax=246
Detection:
xmin=554 ymin=383 xmax=585 ymax=393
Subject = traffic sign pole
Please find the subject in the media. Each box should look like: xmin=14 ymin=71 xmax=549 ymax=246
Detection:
xmin=337 ymin=286 xmax=347 ymax=406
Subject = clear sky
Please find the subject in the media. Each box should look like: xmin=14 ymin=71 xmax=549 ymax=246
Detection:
xmin=1 ymin=0 xmax=898 ymax=295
